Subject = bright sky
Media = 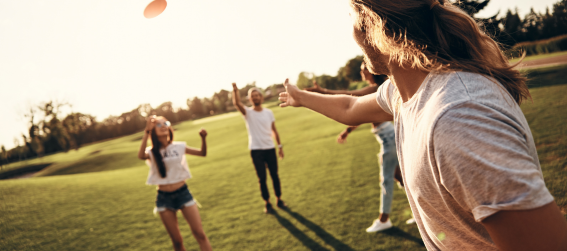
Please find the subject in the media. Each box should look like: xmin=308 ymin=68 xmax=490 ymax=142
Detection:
xmin=0 ymin=0 xmax=560 ymax=149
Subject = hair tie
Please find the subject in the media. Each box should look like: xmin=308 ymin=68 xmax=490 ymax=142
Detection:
xmin=430 ymin=1 xmax=440 ymax=10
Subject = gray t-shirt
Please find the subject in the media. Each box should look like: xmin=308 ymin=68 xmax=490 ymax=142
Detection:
xmin=376 ymin=71 xmax=554 ymax=250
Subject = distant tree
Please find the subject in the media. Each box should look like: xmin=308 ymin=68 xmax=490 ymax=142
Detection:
xmin=296 ymin=72 xmax=314 ymax=89
xmin=523 ymin=8 xmax=544 ymax=41
xmin=155 ymin=102 xmax=176 ymax=122
xmin=338 ymin=55 xmax=364 ymax=83
xmin=62 ymin=113 xmax=97 ymax=149
xmin=0 ymin=145 xmax=6 ymax=168
xmin=188 ymin=97 xmax=205 ymax=118
xmin=453 ymin=0 xmax=490 ymax=16
xmin=553 ymin=0 xmax=567 ymax=35
xmin=202 ymin=98 xmax=215 ymax=116
xmin=213 ymin=90 xmax=230 ymax=113
xmin=314 ymin=74 xmax=350 ymax=90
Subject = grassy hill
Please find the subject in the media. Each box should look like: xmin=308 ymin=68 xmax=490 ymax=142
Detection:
xmin=1 ymin=65 xmax=566 ymax=250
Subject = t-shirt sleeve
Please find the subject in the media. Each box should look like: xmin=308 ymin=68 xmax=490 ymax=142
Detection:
xmin=177 ymin=141 xmax=187 ymax=153
xmin=432 ymin=101 xmax=554 ymax=222
xmin=376 ymin=79 xmax=394 ymax=115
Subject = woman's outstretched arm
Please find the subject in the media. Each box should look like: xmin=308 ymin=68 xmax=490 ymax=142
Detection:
xmin=279 ymin=79 xmax=392 ymax=126
xmin=185 ymin=129 xmax=207 ymax=157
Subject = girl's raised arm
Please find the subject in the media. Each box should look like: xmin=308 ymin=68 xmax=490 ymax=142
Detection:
xmin=185 ymin=129 xmax=207 ymax=157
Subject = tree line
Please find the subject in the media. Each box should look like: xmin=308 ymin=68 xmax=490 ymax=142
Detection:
xmin=2 ymin=0 xmax=566 ymax=167
xmin=0 ymin=83 xmax=280 ymax=167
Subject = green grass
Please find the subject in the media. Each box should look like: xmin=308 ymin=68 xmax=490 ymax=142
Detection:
xmin=1 ymin=70 xmax=566 ymax=250
xmin=508 ymin=50 xmax=567 ymax=63
xmin=0 ymin=103 xmax=424 ymax=251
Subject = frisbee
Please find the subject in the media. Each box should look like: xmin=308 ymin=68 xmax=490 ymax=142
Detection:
xmin=144 ymin=0 xmax=167 ymax=19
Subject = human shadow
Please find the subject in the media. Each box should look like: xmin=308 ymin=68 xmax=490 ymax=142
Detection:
xmin=281 ymin=208 xmax=356 ymax=251
xmin=271 ymin=210 xmax=330 ymax=251
xmin=381 ymin=226 xmax=425 ymax=247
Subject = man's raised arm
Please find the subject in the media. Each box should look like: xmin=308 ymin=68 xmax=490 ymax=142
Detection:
xmin=232 ymin=83 xmax=246 ymax=115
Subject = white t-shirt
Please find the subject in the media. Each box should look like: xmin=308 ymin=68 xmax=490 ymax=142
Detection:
xmin=243 ymin=106 xmax=276 ymax=150
xmin=145 ymin=141 xmax=192 ymax=185
xmin=376 ymin=72 xmax=554 ymax=250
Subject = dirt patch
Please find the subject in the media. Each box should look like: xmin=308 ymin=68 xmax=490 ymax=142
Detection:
xmin=89 ymin=150 xmax=102 ymax=155
xmin=517 ymin=54 xmax=567 ymax=69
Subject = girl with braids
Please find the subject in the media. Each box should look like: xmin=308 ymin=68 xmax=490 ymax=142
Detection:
xmin=279 ymin=0 xmax=567 ymax=250
xmin=138 ymin=115 xmax=212 ymax=251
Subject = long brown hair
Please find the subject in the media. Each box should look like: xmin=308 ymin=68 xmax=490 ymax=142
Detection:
xmin=350 ymin=0 xmax=529 ymax=104
xmin=150 ymin=116 xmax=174 ymax=178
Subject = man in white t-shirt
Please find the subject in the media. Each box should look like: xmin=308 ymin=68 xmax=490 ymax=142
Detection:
xmin=232 ymin=83 xmax=285 ymax=213
xmin=278 ymin=0 xmax=567 ymax=250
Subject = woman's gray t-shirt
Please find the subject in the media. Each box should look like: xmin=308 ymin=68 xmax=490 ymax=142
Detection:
xmin=376 ymin=71 xmax=554 ymax=250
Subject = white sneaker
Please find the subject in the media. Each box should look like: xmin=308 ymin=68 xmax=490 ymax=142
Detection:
xmin=406 ymin=218 xmax=416 ymax=225
xmin=366 ymin=219 xmax=392 ymax=233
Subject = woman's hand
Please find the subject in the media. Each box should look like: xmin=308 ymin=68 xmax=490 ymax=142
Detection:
xmin=199 ymin=129 xmax=208 ymax=138
xmin=336 ymin=130 xmax=349 ymax=144
xmin=303 ymin=80 xmax=325 ymax=94
xmin=145 ymin=115 xmax=156 ymax=132
xmin=279 ymin=78 xmax=303 ymax=108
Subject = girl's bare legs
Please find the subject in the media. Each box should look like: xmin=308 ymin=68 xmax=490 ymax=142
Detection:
xmin=180 ymin=204 xmax=212 ymax=251
xmin=159 ymin=210 xmax=187 ymax=251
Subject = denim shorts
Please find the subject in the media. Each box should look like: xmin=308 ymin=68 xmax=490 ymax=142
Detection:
xmin=155 ymin=184 xmax=196 ymax=212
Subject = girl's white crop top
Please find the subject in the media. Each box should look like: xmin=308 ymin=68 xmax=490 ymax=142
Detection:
xmin=145 ymin=142 xmax=192 ymax=185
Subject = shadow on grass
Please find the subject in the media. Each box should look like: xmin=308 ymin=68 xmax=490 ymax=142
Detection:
xmin=524 ymin=64 xmax=567 ymax=89
xmin=278 ymin=208 xmax=356 ymax=251
xmin=381 ymin=227 xmax=425 ymax=247
xmin=271 ymin=210 xmax=330 ymax=251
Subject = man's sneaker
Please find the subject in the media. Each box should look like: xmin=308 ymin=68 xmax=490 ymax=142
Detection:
xmin=263 ymin=203 xmax=274 ymax=214
xmin=276 ymin=200 xmax=287 ymax=209
xmin=366 ymin=219 xmax=392 ymax=232
xmin=406 ymin=218 xmax=416 ymax=225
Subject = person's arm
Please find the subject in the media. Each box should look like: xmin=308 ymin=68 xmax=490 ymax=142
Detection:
xmin=305 ymin=81 xmax=379 ymax=97
xmin=138 ymin=116 xmax=156 ymax=160
xmin=271 ymin=122 xmax=284 ymax=159
xmin=337 ymin=125 xmax=359 ymax=144
xmin=279 ymin=79 xmax=392 ymax=126
xmin=185 ymin=129 xmax=207 ymax=157
xmin=481 ymin=202 xmax=567 ymax=251
xmin=232 ymin=83 xmax=246 ymax=115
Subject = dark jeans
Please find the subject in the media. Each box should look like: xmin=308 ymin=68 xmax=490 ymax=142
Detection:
xmin=250 ymin=148 xmax=281 ymax=201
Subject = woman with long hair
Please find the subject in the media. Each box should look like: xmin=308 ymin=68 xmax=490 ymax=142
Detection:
xmin=279 ymin=0 xmax=567 ymax=250
xmin=138 ymin=115 xmax=212 ymax=251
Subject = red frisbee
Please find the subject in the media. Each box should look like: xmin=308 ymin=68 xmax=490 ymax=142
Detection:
xmin=144 ymin=0 xmax=167 ymax=19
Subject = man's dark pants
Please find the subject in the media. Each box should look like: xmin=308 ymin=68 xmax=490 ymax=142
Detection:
xmin=250 ymin=148 xmax=281 ymax=201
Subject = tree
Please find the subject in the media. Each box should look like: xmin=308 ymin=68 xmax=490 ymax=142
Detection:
xmin=62 ymin=113 xmax=97 ymax=150
xmin=338 ymin=55 xmax=364 ymax=83
xmin=553 ymin=0 xmax=567 ymax=35
xmin=296 ymin=72 xmax=314 ymax=89
xmin=188 ymin=97 xmax=205 ymax=118
xmin=453 ymin=0 xmax=490 ymax=16
xmin=0 ymin=145 xmax=6 ymax=169
xmin=202 ymin=98 xmax=214 ymax=116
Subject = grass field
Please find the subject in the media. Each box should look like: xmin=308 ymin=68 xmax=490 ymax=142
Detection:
xmin=508 ymin=50 xmax=567 ymax=63
xmin=1 ymin=65 xmax=566 ymax=250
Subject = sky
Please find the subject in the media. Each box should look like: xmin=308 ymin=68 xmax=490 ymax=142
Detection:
xmin=0 ymin=0 xmax=561 ymax=149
